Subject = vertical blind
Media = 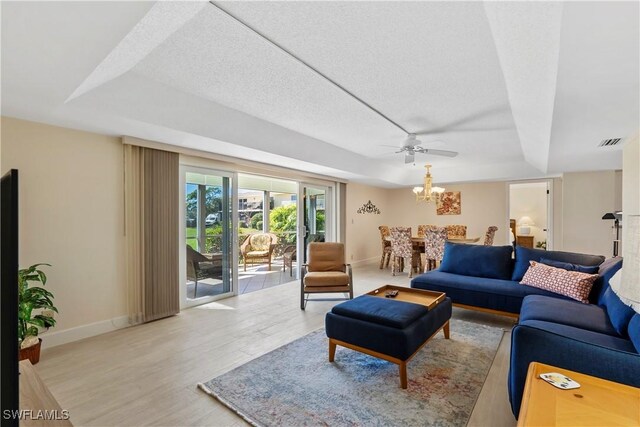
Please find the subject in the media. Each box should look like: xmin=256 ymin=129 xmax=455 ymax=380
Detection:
xmin=124 ymin=144 xmax=179 ymax=324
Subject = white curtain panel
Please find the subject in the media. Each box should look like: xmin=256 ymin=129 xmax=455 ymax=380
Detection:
xmin=615 ymin=215 xmax=640 ymax=313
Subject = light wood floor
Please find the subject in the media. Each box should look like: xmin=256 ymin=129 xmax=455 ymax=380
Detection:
xmin=37 ymin=262 xmax=517 ymax=426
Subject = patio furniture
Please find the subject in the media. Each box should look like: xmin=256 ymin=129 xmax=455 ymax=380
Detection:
xmin=378 ymin=225 xmax=392 ymax=269
xmin=424 ymin=226 xmax=448 ymax=272
xmin=390 ymin=227 xmax=422 ymax=277
xmin=282 ymin=245 xmax=297 ymax=276
xmin=301 ymin=242 xmax=353 ymax=309
xmin=240 ymin=232 xmax=278 ymax=271
xmin=186 ymin=245 xmax=221 ymax=298
xmin=484 ymin=226 xmax=498 ymax=246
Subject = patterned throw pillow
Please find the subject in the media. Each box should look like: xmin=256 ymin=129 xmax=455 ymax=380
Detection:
xmin=520 ymin=261 xmax=599 ymax=303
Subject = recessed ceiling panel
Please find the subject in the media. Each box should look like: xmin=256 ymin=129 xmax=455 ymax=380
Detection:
xmin=133 ymin=1 xmax=522 ymax=166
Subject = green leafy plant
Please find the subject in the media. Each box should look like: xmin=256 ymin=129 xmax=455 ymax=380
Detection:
xmin=18 ymin=264 xmax=57 ymax=345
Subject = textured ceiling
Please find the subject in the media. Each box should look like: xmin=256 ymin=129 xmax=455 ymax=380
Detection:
xmin=134 ymin=1 xmax=522 ymax=168
xmin=1 ymin=1 xmax=638 ymax=187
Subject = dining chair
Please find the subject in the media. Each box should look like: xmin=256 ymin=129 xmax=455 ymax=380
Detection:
xmin=378 ymin=225 xmax=392 ymax=269
xmin=417 ymin=224 xmax=436 ymax=238
xmin=446 ymin=224 xmax=467 ymax=239
xmin=390 ymin=227 xmax=421 ymax=277
xmin=424 ymin=226 xmax=448 ymax=272
xmin=484 ymin=226 xmax=499 ymax=246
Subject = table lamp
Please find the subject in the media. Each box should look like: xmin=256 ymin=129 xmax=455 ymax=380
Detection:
xmin=518 ymin=216 xmax=534 ymax=235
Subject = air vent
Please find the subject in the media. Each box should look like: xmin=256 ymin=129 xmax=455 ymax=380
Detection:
xmin=598 ymin=138 xmax=623 ymax=147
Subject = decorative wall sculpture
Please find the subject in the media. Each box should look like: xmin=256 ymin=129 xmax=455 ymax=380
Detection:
xmin=436 ymin=191 xmax=461 ymax=215
xmin=357 ymin=200 xmax=381 ymax=214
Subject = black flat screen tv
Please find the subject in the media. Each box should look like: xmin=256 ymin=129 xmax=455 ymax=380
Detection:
xmin=1 ymin=169 xmax=19 ymax=427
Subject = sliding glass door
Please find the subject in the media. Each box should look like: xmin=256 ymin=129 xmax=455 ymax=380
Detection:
xmin=299 ymin=183 xmax=333 ymax=265
xmin=182 ymin=168 xmax=237 ymax=306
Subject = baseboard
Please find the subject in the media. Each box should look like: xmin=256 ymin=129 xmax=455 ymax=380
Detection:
xmin=39 ymin=315 xmax=131 ymax=349
xmin=350 ymin=256 xmax=379 ymax=267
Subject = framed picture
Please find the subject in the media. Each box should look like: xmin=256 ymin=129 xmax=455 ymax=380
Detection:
xmin=437 ymin=191 xmax=461 ymax=215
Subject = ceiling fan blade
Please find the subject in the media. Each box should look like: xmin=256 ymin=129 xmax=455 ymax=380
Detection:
xmin=414 ymin=148 xmax=458 ymax=158
xmin=405 ymin=153 xmax=415 ymax=164
xmin=414 ymin=127 xmax=510 ymax=136
xmin=379 ymin=144 xmax=404 ymax=149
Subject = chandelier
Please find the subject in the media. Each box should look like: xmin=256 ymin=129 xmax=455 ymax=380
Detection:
xmin=412 ymin=164 xmax=445 ymax=202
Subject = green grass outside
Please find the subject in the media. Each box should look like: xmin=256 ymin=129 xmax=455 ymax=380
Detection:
xmin=186 ymin=226 xmax=261 ymax=251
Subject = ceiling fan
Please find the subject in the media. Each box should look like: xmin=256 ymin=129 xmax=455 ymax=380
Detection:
xmin=384 ymin=134 xmax=459 ymax=164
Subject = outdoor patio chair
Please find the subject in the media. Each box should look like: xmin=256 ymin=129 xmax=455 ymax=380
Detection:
xmin=282 ymin=245 xmax=297 ymax=276
xmin=240 ymin=232 xmax=278 ymax=271
xmin=186 ymin=245 xmax=221 ymax=298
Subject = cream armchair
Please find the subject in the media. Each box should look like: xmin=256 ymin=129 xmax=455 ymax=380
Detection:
xmin=300 ymin=242 xmax=353 ymax=310
xmin=240 ymin=233 xmax=278 ymax=271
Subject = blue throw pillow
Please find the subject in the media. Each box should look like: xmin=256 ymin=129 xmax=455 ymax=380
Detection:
xmin=512 ymin=246 xmax=605 ymax=282
xmin=539 ymin=258 xmax=600 ymax=274
xmin=439 ymin=242 xmax=513 ymax=280
xmin=601 ymin=286 xmax=636 ymax=337
xmin=629 ymin=314 xmax=640 ymax=353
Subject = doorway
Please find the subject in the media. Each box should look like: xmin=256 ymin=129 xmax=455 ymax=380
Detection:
xmin=299 ymin=184 xmax=333 ymax=264
xmin=509 ymin=181 xmax=552 ymax=250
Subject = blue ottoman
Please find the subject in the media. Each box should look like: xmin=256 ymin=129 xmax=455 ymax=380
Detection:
xmin=325 ymin=294 xmax=452 ymax=388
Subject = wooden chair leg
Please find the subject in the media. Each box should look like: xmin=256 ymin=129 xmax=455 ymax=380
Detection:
xmin=408 ymin=257 xmax=413 ymax=278
xmin=443 ymin=321 xmax=450 ymax=339
xmin=379 ymin=253 xmax=385 ymax=269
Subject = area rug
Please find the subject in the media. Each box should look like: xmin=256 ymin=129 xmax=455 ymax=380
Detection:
xmin=198 ymin=319 xmax=504 ymax=427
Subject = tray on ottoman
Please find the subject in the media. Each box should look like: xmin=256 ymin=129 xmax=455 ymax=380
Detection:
xmin=325 ymin=285 xmax=452 ymax=388
xmin=367 ymin=284 xmax=445 ymax=309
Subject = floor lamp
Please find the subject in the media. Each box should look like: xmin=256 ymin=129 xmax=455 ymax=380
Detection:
xmin=602 ymin=212 xmax=621 ymax=257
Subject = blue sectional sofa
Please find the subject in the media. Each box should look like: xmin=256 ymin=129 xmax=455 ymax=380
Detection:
xmin=411 ymin=243 xmax=607 ymax=316
xmin=410 ymin=243 xmax=640 ymax=418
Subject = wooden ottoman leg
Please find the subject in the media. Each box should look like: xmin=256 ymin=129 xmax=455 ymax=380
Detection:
xmin=399 ymin=361 xmax=408 ymax=389
xmin=329 ymin=340 xmax=337 ymax=362
xmin=443 ymin=321 xmax=450 ymax=339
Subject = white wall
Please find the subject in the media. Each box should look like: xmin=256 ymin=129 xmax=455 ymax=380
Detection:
xmin=510 ymin=182 xmax=548 ymax=248
xmin=386 ymin=181 xmax=510 ymax=246
xmin=345 ymin=183 xmax=393 ymax=264
xmin=1 ymin=117 xmax=128 ymax=347
xmin=562 ymin=171 xmax=620 ymax=257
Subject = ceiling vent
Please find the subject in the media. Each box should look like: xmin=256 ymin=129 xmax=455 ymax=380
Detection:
xmin=598 ymin=138 xmax=623 ymax=147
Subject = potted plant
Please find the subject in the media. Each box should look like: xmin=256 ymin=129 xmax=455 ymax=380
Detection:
xmin=18 ymin=263 xmax=57 ymax=364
